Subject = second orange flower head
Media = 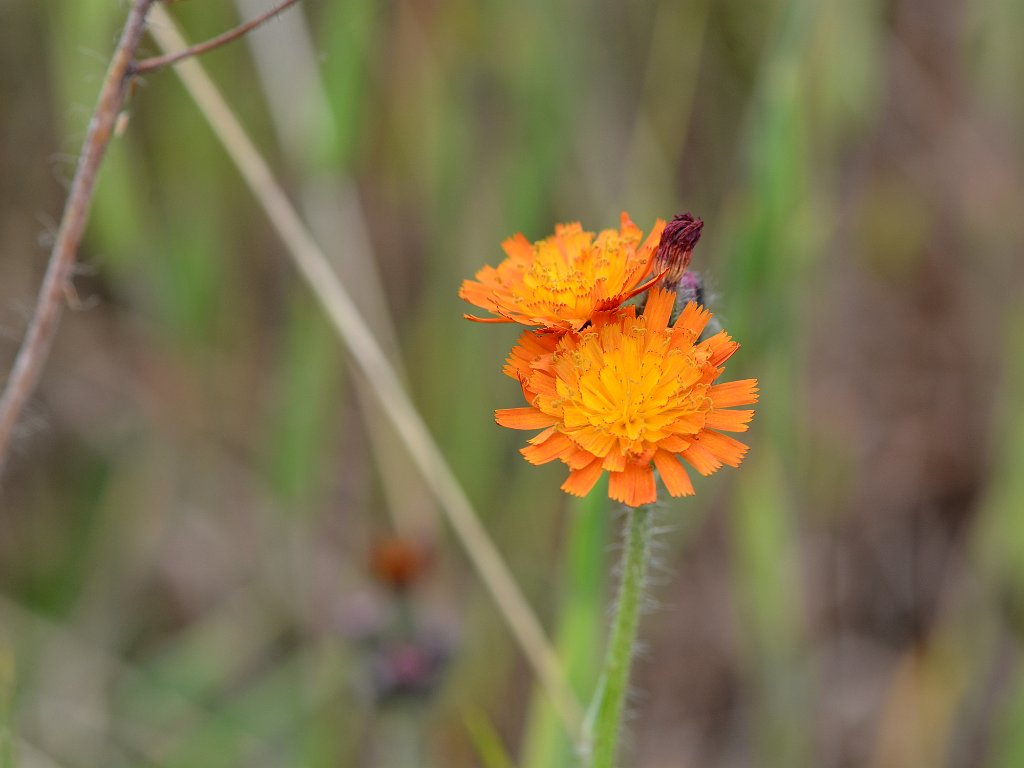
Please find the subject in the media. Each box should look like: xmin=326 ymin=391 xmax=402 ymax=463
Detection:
xmin=459 ymin=213 xmax=666 ymax=332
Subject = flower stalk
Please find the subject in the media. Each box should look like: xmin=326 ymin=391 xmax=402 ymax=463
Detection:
xmin=583 ymin=504 xmax=654 ymax=768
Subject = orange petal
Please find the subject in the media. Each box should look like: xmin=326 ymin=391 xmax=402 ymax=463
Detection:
xmin=653 ymin=449 xmax=694 ymax=497
xmin=627 ymin=463 xmax=658 ymax=507
xmin=529 ymin=372 xmax=558 ymax=397
xmin=501 ymin=233 xmax=534 ymax=261
xmin=571 ymin=428 xmax=618 ymax=459
xmin=619 ymin=269 xmax=665 ymax=302
xmin=561 ymin=458 xmax=605 ymax=498
xmin=701 ymin=331 xmax=739 ymax=367
xmin=658 ymin=434 xmax=691 ymax=452
xmin=608 ymin=462 xmax=657 ymax=507
xmin=708 ymin=379 xmax=760 ymax=407
xmin=495 ymin=408 xmax=557 ymax=430
xmin=591 ymin=305 xmax=636 ymax=330
xmin=463 ymin=313 xmax=515 ymax=324
xmin=602 ymin=451 xmax=627 ymax=472
xmin=643 ymin=287 xmax=676 ymax=331
xmin=502 ymin=362 xmax=521 ymax=380
xmin=458 ymin=280 xmax=490 ymax=302
xmin=510 ymin=331 xmax=557 ymax=358
xmin=693 ymin=430 xmax=749 ymax=467
xmin=704 ymin=409 xmax=755 ymax=432
xmin=521 ymin=432 xmax=575 ymax=465
xmin=527 ymin=426 xmax=557 ymax=445
xmin=504 ymin=332 xmax=558 ymax=380
xmin=618 ymin=211 xmax=640 ymax=238
xmin=595 ymin=283 xmax=655 ymax=313
xmin=562 ymin=442 xmax=599 ymax=469
xmin=681 ymin=441 xmax=722 ymax=476
xmin=674 ymin=301 xmax=712 ymax=338
xmin=515 ymin=373 xmax=536 ymax=403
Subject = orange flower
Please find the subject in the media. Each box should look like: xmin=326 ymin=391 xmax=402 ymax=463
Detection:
xmin=495 ymin=288 xmax=758 ymax=507
xmin=459 ymin=213 xmax=667 ymax=332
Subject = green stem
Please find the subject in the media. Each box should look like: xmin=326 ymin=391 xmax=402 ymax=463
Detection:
xmin=585 ymin=505 xmax=653 ymax=768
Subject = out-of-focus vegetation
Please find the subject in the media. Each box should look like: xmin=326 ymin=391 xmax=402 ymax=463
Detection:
xmin=2 ymin=0 xmax=1023 ymax=766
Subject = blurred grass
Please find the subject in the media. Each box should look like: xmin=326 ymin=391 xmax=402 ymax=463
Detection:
xmin=267 ymin=296 xmax=342 ymax=505
xmin=2 ymin=0 xmax=1023 ymax=766
xmin=0 ymin=641 xmax=12 ymax=768
xmin=464 ymin=706 xmax=516 ymax=768
xmin=974 ymin=313 xmax=1024 ymax=767
xmin=520 ymin=483 xmax=608 ymax=768
xmin=719 ymin=1 xmax=819 ymax=764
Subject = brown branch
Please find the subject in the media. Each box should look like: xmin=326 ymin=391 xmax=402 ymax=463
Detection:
xmin=130 ymin=0 xmax=302 ymax=76
xmin=0 ymin=0 xmax=157 ymax=469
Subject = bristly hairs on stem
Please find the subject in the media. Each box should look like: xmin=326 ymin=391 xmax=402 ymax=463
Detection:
xmin=582 ymin=504 xmax=656 ymax=768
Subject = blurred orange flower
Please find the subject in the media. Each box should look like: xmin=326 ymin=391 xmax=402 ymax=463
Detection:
xmin=370 ymin=537 xmax=430 ymax=591
xmin=459 ymin=213 xmax=666 ymax=332
xmin=495 ymin=288 xmax=758 ymax=507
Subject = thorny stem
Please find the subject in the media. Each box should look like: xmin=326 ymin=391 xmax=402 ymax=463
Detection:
xmin=130 ymin=0 xmax=302 ymax=76
xmin=584 ymin=505 xmax=654 ymax=768
xmin=0 ymin=0 xmax=156 ymax=469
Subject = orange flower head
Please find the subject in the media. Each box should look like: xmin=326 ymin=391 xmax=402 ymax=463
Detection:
xmin=495 ymin=288 xmax=759 ymax=507
xmin=460 ymin=213 xmax=667 ymax=332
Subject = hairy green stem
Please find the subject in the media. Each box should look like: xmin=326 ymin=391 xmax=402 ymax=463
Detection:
xmin=585 ymin=505 xmax=653 ymax=768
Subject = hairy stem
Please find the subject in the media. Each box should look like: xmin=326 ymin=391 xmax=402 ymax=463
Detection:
xmin=0 ymin=0 xmax=155 ymax=469
xmin=586 ymin=505 xmax=653 ymax=768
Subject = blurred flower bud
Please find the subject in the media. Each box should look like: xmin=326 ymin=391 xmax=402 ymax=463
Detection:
xmin=670 ymin=270 xmax=720 ymax=333
xmin=653 ymin=213 xmax=703 ymax=287
xmin=677 ymin=270 xmax=704 ymax=307
xmin=371 ymin=636 xmax=451 ymax=703
xmin=371 ymin=538 xmax=430 ymax=592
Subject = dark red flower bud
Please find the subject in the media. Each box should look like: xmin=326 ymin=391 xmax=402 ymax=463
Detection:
xmin=653 ymin=213 xmax=703 ymax=287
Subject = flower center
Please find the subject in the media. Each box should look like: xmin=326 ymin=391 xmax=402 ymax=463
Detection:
xmin=512 ymin=231 xmax=638 ymax=319
xmin=552 ymin=319 xmax=712 ymax=457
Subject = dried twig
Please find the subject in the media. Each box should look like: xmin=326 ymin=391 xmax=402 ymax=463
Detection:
xmin=0 ymin=0 xmax=156 ymax=468
xmin=130 ymin=0 xmax=302 ymax=76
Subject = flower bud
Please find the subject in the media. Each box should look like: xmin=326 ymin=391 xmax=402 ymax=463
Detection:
xmin=371 ymin=637 xmax=450 ymax=702
xmin=653 ymin=213 xmax=703 ymax=287
xmin=370 ymin=538 xmax=430 ymax=592
xmin=678 ymin=270 xmax=704 ymax=307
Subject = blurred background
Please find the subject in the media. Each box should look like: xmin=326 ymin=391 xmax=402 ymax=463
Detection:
xmin=2 ymin=0 xmax=1024 ymax=766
